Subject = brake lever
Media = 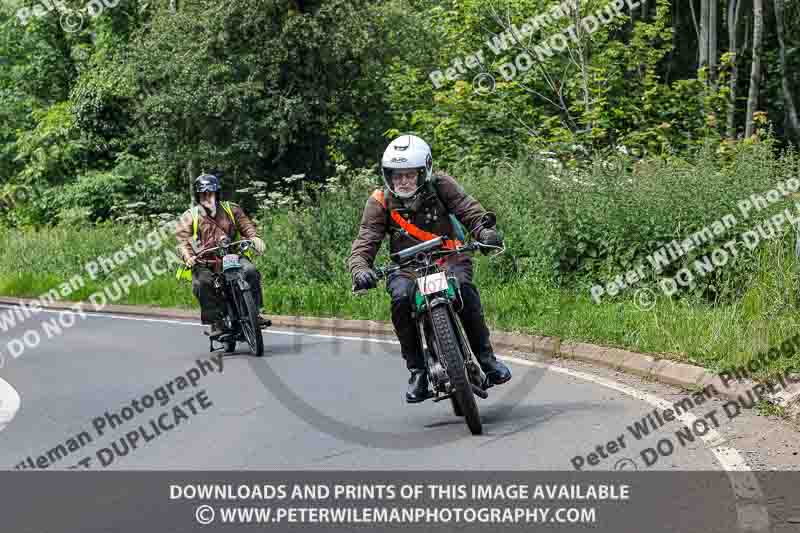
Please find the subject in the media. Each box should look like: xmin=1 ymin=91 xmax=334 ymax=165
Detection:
xmin=482 ymin=242 xmax=506 ymax=257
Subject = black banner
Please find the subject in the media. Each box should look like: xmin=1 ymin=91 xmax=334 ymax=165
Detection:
xmin=5 ymin=471 xmax=800 ymax=532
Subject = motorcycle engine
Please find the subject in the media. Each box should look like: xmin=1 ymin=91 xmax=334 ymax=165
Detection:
xmin=429 ymin=361 xmax=448 ymax=386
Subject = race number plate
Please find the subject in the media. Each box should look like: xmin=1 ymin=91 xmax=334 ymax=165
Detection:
xmin=417 ymin=271 xmax=448 ymax=295
xmin=222 ymin=254 xmax=241 ymax=271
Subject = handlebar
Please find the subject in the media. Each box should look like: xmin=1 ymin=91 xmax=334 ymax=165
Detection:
xmin=377 ymin=241 xmax=482 ymax=279
xmin=196 ymin=239 xmax=253 ymax=259
xmin=391 ymin=236 xmax=446 ymax=262
xmin=352 ymin=238 xmax=504 ymax=296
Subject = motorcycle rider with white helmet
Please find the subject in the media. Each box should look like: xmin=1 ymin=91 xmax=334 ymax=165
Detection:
xmin=348 ymin=135 xmax=512 ymax=403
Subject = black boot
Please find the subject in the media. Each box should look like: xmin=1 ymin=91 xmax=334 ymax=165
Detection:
xmin=406 ymin=369 xmax=432 ymax=403
xmin=476 ymin=353 xmax=512 ymax=385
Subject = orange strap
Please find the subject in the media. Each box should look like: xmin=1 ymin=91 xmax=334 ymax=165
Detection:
xmin=371 ymin=190 xmax=462 ymax=250
xmin=371 ymin=190 xmax=385 ymax=207
xmin=390 ymin=211 xmax=462 ymax=250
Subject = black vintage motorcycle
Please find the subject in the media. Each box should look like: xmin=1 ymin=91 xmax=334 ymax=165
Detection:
xmin=195 ymin=237 xmax=270 ymax=357
xmin=356 ymin=213 xmax=504 ymax=435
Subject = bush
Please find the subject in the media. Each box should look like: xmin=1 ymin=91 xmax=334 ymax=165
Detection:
xmin=544 ymin=136 xmax=800 ymax=301
xmin=255 ymin=168 xmax=379 ymax=284
xmin=55 ymin=171 xmax=135 ymax=223
xmin=48 ymin=156 xmax=185 ymax=224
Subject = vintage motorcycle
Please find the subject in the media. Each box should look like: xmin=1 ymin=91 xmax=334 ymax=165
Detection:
xmin=195 ymin=237 xmax=270 ymax=357
xmin=356 ymin=213 xmax=504 ymax=435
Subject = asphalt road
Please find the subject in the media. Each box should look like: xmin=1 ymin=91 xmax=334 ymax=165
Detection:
xmin=0 ymin=307 xmax=741 ymax=471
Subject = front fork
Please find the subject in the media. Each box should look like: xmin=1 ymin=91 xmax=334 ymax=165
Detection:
xmin=451 ymin=307 xmax=489 ymax=389
xmin=417 ymin=301 xmax=488 ymax=393
xmin=418 ymin=314 xmax=446 ymax=388
xmin=209 ymin=270 xmax=250 ymax=352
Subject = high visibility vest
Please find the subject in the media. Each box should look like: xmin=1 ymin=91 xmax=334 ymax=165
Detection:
xmin=176 ymin=201 xmax=248 ymax=282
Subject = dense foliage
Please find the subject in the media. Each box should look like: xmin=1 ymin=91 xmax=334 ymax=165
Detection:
xmin=1 ymin=0 xmax=799 ymax=305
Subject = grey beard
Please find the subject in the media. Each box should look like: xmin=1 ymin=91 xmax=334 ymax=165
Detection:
xmin=201 ymin=202 xmax=216 ymax=218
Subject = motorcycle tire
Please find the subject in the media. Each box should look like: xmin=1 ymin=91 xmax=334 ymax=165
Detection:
xmin=430 ymin=306 xmax=481 ymax=435
xmin=450 ymin=396 xmax=464 ymax=417
xmin=235 ymin=287 xmax=264 ymax=357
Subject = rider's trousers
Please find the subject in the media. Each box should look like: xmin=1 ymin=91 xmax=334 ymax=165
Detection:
xmin=192 ymin=257 xmax=263 ymax=324
xmin=385 ymin=258 xmax=497 ymax=372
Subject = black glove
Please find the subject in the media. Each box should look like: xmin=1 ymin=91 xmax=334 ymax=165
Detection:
xmin=353 ymin=270 xmax=378 ymax=290
xmin=479 ymin=228 xmax=503 ymax=247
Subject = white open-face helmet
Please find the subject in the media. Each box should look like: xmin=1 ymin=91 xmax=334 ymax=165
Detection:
xmin=381 ymin=134 xmax=433 ymax=199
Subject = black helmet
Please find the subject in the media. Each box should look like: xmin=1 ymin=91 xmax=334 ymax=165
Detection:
xmin=193 ymin=174 xmax=220 ymax=204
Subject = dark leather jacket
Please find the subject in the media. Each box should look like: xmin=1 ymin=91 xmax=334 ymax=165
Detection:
xmin=175 ymin=202 xmax=259 ymax=263
xmin=348 ymin=172 xmax=490 ymax=276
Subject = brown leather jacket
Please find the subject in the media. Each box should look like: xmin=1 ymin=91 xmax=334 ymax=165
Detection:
xmin=175 ymin=202 xmax=260 ymax=263
xmin=348 ymin=172 xmax=489 ymax=277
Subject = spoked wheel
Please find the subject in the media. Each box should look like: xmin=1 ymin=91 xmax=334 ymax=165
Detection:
xmin=430 ymin=306 xmax=481 ymax=435
xmin=235 ymin=288 xmax=264 ymax=357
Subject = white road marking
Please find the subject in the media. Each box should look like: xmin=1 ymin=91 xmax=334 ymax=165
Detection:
xmin=0 ymin=304 xmax=203 ymax=328
xmin=0 ymin=377 xmax=20 ymax=433
xmin=266 ymin=329 xmax=400 ymax=344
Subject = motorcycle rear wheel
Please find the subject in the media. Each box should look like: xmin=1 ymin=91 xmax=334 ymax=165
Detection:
xmin=430 ymin=306 xmax=481 ymax=435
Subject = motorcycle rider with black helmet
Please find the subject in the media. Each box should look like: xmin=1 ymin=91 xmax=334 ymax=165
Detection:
xmin=175 ymin=174 xmax=270 ymax=337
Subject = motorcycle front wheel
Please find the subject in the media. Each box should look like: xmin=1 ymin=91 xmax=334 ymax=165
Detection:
xmin=430 ymin=306 xmax=481 ymax=435
xmin=450 ymin=396 xmax=464 ymax=417
xmin=235 ymin=286 xmax=264 ymax=357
